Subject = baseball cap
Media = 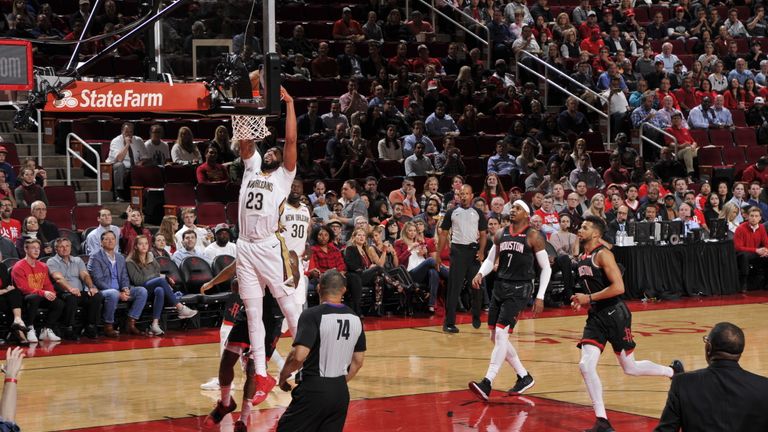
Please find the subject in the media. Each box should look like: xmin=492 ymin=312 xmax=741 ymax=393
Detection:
xmin=755 ymin=97 xmax=765 ymax=104
xmin=417 ymin=44 xmax=428 ymax=51
xmin=342 ymin=6 xmax=352 ymax=13
xmin=327 ymin=220 xmax=343 ymax=228
xmin=664 ymin=193 xmax=675 ymax=200
xmin=325 ymin=190 xmax=337 ymax=197
xmin=79 ymin=0 xmax=89 ymax=4
xmin=510 ymin=186 xmax=522 ymax=193
xmin=624 ymin=9 xmax=635 ymax=17
xmin=758 ymin=156 xmax=768 ymax=165
xmin=427 ymin=80 xmax=438 ymax=90
xmin=0 ymin=146 xmax=7 ymax=154
xmin=676 ymin=6 xmax=685 ymax=12
xmin=587 ymin=10 xmax=596 ymax=16
xmin=213 ymin=223 xmax=231 ymax=234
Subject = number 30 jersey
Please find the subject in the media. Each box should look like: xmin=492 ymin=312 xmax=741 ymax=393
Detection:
xmin=280 ymin=202 xmax=311 ymax=257
xmin=239 ymin=155 xmax=296 ymax=241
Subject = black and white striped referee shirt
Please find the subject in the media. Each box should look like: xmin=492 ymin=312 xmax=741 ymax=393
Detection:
xmin=294 ymin=303 xmax=366 ymax=380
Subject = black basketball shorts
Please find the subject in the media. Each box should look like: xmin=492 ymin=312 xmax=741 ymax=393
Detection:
xmin=487 ymin=280 xmax=533 ymax=331
xmin=577 ymin=300 xmax=637 ymax=354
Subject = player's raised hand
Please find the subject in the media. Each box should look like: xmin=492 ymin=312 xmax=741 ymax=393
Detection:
xmin=279 ymin=86 xmax=293 ymax=104
xmin=471 ymin=273 xmax=484 ymax=289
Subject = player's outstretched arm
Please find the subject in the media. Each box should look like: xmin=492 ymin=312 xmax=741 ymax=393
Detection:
xmin=529 ymin=230 xmax=551 ymax=317
xmin=200 ymin=260 xmax=237 ymax=294
xmin=281 ymin=87 xmax=297 ymax=172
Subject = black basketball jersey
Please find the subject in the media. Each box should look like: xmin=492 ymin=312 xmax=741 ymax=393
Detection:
xmin=496 ymin=225 xmax=536 ymax=282
xmin=576 ymin=245 xmax=619 ymax=309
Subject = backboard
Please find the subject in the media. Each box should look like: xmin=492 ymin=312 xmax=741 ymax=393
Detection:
xmin=0 ymin=40 xmax=33 ymax=91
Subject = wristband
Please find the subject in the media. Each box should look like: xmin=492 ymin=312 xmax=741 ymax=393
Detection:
xmin=4 ymin=378 xmax=17 ymax=384
xmin=589 ymin=294 xmax=593 ymax=302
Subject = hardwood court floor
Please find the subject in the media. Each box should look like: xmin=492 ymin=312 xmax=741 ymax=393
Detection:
xmin=9 ymin=293 xmax=768 ymax=432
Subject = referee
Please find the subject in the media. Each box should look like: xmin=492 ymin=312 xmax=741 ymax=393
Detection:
xmin=437 ymin=184 xmax=487 ymax=333
xmin=277 ymin=270 xmax=366 ymax=432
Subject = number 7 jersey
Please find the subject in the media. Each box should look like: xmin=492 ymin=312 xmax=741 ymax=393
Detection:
xmin=238 ymin=156 xmax=296 ymax=241
xmin=280 ymin=201 xmax=311 ymax=256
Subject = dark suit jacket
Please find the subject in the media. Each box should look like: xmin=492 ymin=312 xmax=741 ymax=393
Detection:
xmin=606 ymin=219 xmax=634 ymax=244
xmin=87 ymin=250 xmax=131 ymax=291
xmin=655 ymin=359 xmax=768 ymax=432
xmin=336 ymin=54 xmax=363 ymax=78
xmin=297 ymin=113 xmax=325 ymax=138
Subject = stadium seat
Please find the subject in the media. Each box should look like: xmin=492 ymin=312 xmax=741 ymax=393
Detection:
xmin=2 ymin=258 xmax=19 ymax=268
xmin=376 ymin=159 xmax=405 ymax=177
xmin=196 ymin=202 xmax=227 ymax=226
xmin=689 ymin=129 xmax=710 ymax=147
xmin=11 ymin=208 xmax=30 ymax=222
xmin=131 ymin=165 xmax=165 ymax=188
xmin=179 ymin=256 xmax=214 ymax=294
xmin=722 ymin=146 xmax=746 ymax=168
xmin=732 ymin=110 xmax=747 ymax=127
xmin=209 ymin=254 xmax=236 ymax=294
xmin=698 ymin=147 xmax=723 ymax=177
xmin=46 ymin=206 xmax=74 ymax=230
xmin=44 ymin=186 xmax=77 ymax=208
xmin=164 ymin=165 xmax=197 ymax=184
xmin=73 ymin=205 xmax=102 ymax=231
xmin=196 ymin=183 xmax=228 ymax=203
xmin=746 ymin=145 xmax=767 ymax=163
xmin=156 ymin=256 xmax=184 ymax=288
xmin=164 ymin=183 xmax=196 ymax=208
xmin=708 ymin=129 xmax=733 ymax=147
xmin=734 ymin=128 xmax=757 ymax=148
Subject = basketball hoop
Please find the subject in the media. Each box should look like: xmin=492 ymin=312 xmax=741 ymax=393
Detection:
xmin=232 ymin=113 xmax=270 ymax=141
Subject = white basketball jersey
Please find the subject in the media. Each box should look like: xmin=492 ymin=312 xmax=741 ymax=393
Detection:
xmin=239 ymin=156 xmax=296 ymax=241
xmin=280 ymin=202 xmax=311 ymax=256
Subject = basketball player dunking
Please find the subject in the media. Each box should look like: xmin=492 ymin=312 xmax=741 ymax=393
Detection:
xmin=234 ymin=87 xmax=302 ymax=406
xmin=572 ymin=216 xmax=684 ymax=432
xmin=468 ymin=200 xmax=551 ymax=400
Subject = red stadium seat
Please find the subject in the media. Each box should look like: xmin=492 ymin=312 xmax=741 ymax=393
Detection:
xmin=225 ymin=202 xmax=239 ymax=225
xmin=164 ymin=183 xmax=196 ymax=207
xmin=689 ymin=129 xmax=710 ymax=147
xmin=746 ymin=145 xmax=767 ymax=163
xmin=734 ymin=128 xmax=757 ymax=148
xmin=11 ymin=208 xmax=30 ymax=222
xmin=196 ymin=183 xmax=228 ymax=203
xmin=709 ymin=129 xmax=733 ymax=147
xmin=722 ymin=146 xmax=746 ymax=166
xmin=196 ymin=202 xmax=226 ymax=226
xmin=731 ymin=110 xmax=747 ymax=127
xmin=73 ymin=205 xmax=102 ymax=231
xmin=164 ymin=164 xmax=197 ymax=184
xmin=46 ymin=206 xmax=74 ymax=230
xmin=697 ymin=147 xmax=723 ymax=177
xmin=131 ymin=165 xmax=165 ymax=188
xmin=44 ymin=185 xmax=77 ymax=208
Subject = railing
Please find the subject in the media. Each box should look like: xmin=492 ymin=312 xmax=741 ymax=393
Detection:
xmin=66 ymin=133 xmax=102 ymax=205
xmin=639 ymin=122 xmax=678 ymax=158
xmin=411 ymin=0 xmax=492 ymax=68
xmin=514 ymin=51 xmax=610 ymax=144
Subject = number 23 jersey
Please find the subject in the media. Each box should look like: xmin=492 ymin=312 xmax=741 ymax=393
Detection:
xmin=239 ymin=155 xmax=296 ymax=241
xmin=280 ymin=202 xmax=311 ymax=256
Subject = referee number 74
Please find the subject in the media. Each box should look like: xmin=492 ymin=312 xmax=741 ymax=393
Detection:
xmin=336 ymin=319 xmax=351 ymax=340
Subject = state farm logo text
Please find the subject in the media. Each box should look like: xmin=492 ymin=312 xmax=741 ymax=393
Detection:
xmin=53 ymin=89 xmax=163 ymax=109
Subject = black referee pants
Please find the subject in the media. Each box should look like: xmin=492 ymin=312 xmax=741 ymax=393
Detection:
xmin=445 ymin=244 xmax=481 ymax=327
xmin=277 ymin=376 xmax=349 ymax=432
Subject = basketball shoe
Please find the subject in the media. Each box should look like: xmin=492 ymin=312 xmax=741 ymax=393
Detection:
xmin=670 ymin=359 xmax=685 ymax=377
xmin=584 ymin=417 xmax=615 ymax=432
xmin=252 ymin=374 xmax=277 ymax=405
xmin=468 ymin=378 xmax=492 ymax=401
xmin=234 ymin=420 xmax=247 ymax=432
xmin=508 ymin=373 xmax=535 ymax=395
xmin=204 ymin=398 xmax=237 ymax=426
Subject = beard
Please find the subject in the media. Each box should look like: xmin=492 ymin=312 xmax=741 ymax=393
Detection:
xmin=262 ymin=159 xmax=280 ymax=171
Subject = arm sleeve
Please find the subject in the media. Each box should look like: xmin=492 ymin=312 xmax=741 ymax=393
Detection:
xmin=535 ymin=249 xmax=552 ymax=300
xmin=477 ymin=244 xmax=498 ymax=278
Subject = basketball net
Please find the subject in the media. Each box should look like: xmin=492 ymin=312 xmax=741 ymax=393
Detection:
xmin=232 ymin=112 xmax=270 ymax=141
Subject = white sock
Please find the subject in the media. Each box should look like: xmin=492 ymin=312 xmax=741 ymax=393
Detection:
xmin=579 ymin=344 xmax=607 ymax=419
xmin=240 ymin=399 xmax=253 ymax=424
xmin=484 ymin=326 xmax=510 ymax=382
xmin=505 ymin=339 xmax=528 ymax=377
xmin=276 ymin=295 xmax=300 ymax=337
xmin=617 ymin=351 xmax=673 ymax=377
xmin=271 ymin=350 xmax=286 ymax=370
xmin=242 ymin=297 xmax=267 ymax=376
xmin=220 ymin=385 xmax=232 ymax=406
xmin=219 ymin=323 xmax=233 ymax=358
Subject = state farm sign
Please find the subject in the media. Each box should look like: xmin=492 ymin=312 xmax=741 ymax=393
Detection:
xmin=45 ymin=81 xmax=211 ymax=112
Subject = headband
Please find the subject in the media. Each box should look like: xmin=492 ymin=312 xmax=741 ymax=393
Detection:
xmin=513 ymin=199 xmax=531 ymax=215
